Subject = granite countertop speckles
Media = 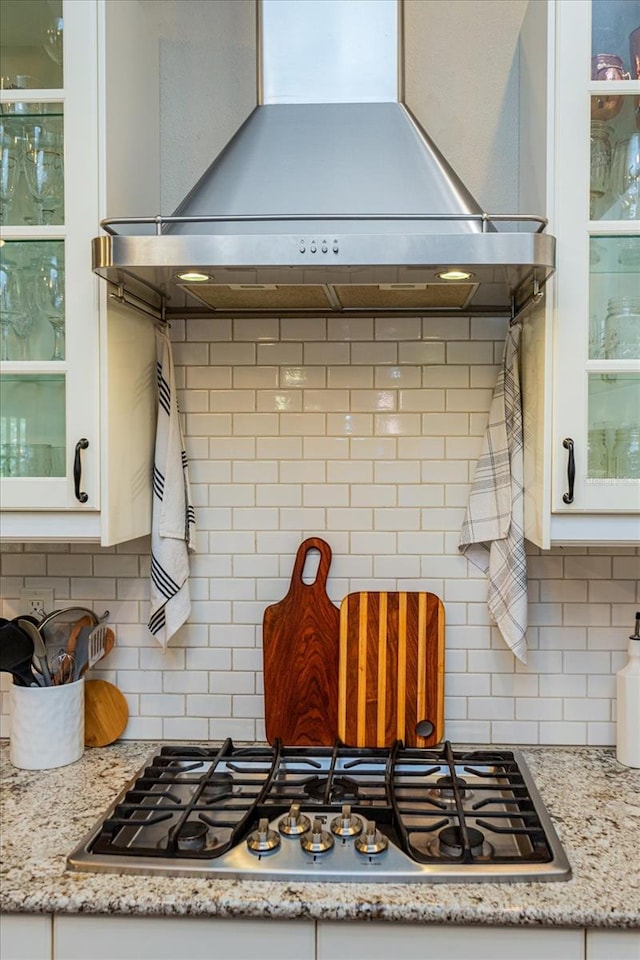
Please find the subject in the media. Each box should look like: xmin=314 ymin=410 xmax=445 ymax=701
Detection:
xmin=1 ymin=741 xmax=639 ymax=927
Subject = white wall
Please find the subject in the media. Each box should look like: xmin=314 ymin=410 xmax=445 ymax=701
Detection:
xmin=404 ymin=0 xmax=529 ymax=214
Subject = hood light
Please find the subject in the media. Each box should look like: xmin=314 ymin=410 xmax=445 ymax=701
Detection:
xmin=176 ymin=271 xmax=211 ymax=282
xmin=437 ymin=270 xmax=474 ymax=281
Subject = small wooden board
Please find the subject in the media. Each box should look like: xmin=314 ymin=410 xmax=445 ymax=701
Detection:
xmin=84 ymin=679 xmax=129 ymax=747
xmin=263 ymin=538 xmax=340 ymax=745
xmin=338 ymin=591 xmax=444 ymax=748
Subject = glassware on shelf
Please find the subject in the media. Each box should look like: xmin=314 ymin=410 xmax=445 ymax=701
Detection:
xmin=22 ymin=126 xmax=63 ymax=225
xmin=592 ymin=53 xmax=629 ymax=81
xmin=35 ymin=253 xmax=65 ymax=360
xmin=631 ymin=26 xmax=640 ymax=80
xmin=605 ymin=297 xmax=640 ymax=359
xmin=0 ymin=442 xmax=52 ymax=477
xmin=611 ymin=131 xmax=640 ymax=221
xmin=42 ymin=16 xmax=63 ymax=67
xmin=0 ymin=259 xmax=21 ymax=362
xmin=588 ymin=426 xmax=609 ymax=478
xmin=0 ymin=130 xmax=19 ymax=223
xmin=611 ymin=425 xmax=640 ymax=479
xmin=590 ymin=120 xmax=613 ymax=217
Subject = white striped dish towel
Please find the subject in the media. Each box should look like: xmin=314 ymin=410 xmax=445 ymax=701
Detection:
xmin=458 ymin=322 xmax=527 ymax=662
xmin=148 ymin=328 xmax=196 ymax=648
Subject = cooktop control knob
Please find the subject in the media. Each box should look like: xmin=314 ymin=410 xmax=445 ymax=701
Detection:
xmin=300 ymin=818 xmax=335 ymax=855
xmin=279 ymin=803 xmax=312 ymax=836
xmin=354 ymin=820 xmax=389 ymax=856
xmin=330 ymin=804 xmax=363 ymax=838
xmin=246 ymin=818 xmax=281 ymax=854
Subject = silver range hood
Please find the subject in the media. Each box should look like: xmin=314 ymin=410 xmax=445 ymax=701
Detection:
xmin=94 ymin=0 xmax=554 ymax=321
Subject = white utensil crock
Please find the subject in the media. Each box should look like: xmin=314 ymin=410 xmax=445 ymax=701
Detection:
xmin=10 ymin=678 xmax=85 ymax=769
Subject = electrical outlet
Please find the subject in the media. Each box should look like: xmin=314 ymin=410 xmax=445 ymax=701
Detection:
xmin=19 ymin=588 xmax=55 ymax=619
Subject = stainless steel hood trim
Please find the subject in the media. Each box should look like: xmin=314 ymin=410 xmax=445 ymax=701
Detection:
xmin=93 ymin=226 xmax=554 ymax=319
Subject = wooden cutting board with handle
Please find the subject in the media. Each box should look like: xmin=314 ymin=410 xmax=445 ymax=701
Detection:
xmin=263 ymin=537 xmax=340 ymax=745
xmin=338 ymin=591 xmax=444 ymax=748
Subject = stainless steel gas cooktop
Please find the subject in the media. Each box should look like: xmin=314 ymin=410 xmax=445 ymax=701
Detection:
xmin=67 ymin=740 xmax=571 ymax=883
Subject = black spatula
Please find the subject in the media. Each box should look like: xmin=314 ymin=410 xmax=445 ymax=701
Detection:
xmin=0 ymin=622 xmax=36 ymax=686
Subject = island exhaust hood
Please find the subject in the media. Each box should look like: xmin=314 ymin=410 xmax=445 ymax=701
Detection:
xmin=93 ymin=0 xmax=554 ymax=321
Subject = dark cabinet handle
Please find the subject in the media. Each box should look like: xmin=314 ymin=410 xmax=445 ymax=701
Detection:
xmin=562 ymin=437 xmax=575 ymax=504
xmin=73 ymin=439 xmax=89 ymax=503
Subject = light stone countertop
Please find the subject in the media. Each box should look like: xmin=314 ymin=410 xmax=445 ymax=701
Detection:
xmin=1 ymin=741 xmax=639 ymax=928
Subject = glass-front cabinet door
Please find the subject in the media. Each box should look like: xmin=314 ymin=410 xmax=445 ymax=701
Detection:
xmin=0 ymin=0 xmax=99 ymax=511
xmin=553 ymin=0 xmax=640 ymax=514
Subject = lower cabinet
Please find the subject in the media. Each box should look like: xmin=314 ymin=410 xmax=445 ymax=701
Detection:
xmin=1 ymin=914 xmax=638 ymax=960
xmin=317 ymin=922 xmax=584 ymax=960
xmin=0 ymin=915 xmax=51 ymax=960
xmin=53 ymin=915 xmax=316 ymax=960
xmin=586 ymin=929 xmax=640 ymax=960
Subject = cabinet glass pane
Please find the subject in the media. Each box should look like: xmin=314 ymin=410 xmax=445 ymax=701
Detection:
xmin=0 ymin=106 xmax=64 ymax=226
xmin=0 ymin=239 xmax=65 ymax=361
xmin=590 ymin=96 xmax=639 ymax=221
xmin=0 ymin=374 xmax=65 ymax=477
xmin=589 ymin=236 xmax=639 ymax=359
xmin=591 ymin=2 xmax=639 ymax=80
xmin=0 ymin=0 xmax=63 ymax=90
xmin=588 ymin=375 xmax=640 ymax=479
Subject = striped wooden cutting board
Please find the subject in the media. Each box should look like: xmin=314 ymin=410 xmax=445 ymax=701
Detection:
xmin=338 ymin=591 xmax=444 ymax=748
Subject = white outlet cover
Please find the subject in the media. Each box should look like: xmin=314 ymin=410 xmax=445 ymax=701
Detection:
xmin=19 ymin=588 xmax=55 ymax=618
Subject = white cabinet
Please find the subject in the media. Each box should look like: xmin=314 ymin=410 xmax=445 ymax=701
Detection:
xmin=586 ymin=929 xmax=640 ymax=959
xmin=521 ymin=0 xmax=640 ymax=547
xmin=317 ymin=922 xmax=584 ymax=960
xmin=0 ymin=914 xmax=52 ymax=960
xmin=53 ymin=915 xmax=316 ymax=960
xmin=2 ymin=913 xmax=637 ymax=960
xmin=0 ymin=0 xmax=156 ymax=545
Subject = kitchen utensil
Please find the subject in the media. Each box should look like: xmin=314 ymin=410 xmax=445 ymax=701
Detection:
xmin=79 ymin=624 xmax=115 ymax=678
xmin=262 ymin=537 xmax=340 ymax=745
xmin=71 ymin=623 xmax=113 ymax=682
xmin=51 ymin=615 xmax=94 ymax=684
xmin=84 ymin=679 xmax=128 ymax=747
xmin=38 ymin=604 xmax=105 ymax=631
xmin=0 ymin=621 xmax=36 ymax=686
xmin=338 ymin=591 xmax=445 ymax=748
xmin=16 ymin=617 xmax=52 ymax=685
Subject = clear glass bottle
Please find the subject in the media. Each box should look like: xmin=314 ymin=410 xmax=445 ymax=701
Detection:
xmin=590 ymin=120 xmax=613 ymax=217
xmin=611 ymin=425 xmax=640 ymax=479
xmin=605 ymin=297 xmax=640 ymax=359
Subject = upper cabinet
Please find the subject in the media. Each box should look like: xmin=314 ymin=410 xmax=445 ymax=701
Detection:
xmin=0 ymin=0 xmax=258 ymax=545
xmin=0 ymin=0 xmax=157 ymax=544
xmin=521 ymin=0 xmax=640 ymax=547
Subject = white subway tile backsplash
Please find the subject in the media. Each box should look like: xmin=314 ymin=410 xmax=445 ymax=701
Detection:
xmin=446 ymin=341 xmax=494 ymax=365
xmin=539 ymin=674 xmax=587 ymax=698
xmin=446 ymin=720 xmax=491 ymax=742
xmin=563 ymin=651 xmax=611 ymax=674
xmin=468 ymin=697 xmax=514 ymax=720
xmin=141 ymin=694 xmax=185 ymax=717
xmin=515 ymin=698 xmax=562 ymax=721
xmin=1 ymin=319 xmax=634 ymax=750
xmin=587 ymin=722 xmax=616 ymax=745
xmin=538 ymin=722 xmax=587 ymax=744
xmin=563 ymin=698 xmax=610 ymax=722
xmin=490 ymin=721 xmax=539 ymax=744
xmin=164 ymin=718 xmax=209 ymax=739
xmin=564 ymin=555 xmax=613 ymax=580
xmin=187 ymin=695 xmax=232 ymax=717
xmin=398 ymin=341 xmax=445 ymax=365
